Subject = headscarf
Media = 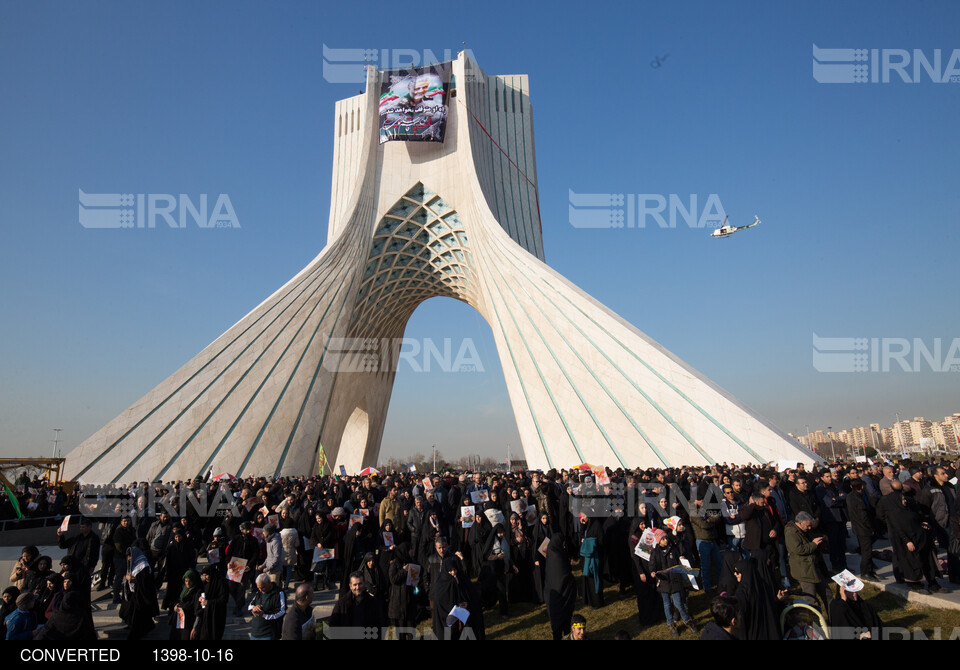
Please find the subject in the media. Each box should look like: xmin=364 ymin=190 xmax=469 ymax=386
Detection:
xmin=45 ymin=573 xmax=64 ymax=591
xmin=20 ymin=546 xmax=39 ymax=564
xmin=180 ymin=569 xmax=200 ymax=603
xmin=128 ymin=547 xmax=150 ymax=577
xmin=1 ymin=586 xmax=20 ymax=621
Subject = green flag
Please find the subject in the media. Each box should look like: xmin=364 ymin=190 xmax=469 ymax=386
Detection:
xmin=3 ymin=483 xmax=23 ymax=520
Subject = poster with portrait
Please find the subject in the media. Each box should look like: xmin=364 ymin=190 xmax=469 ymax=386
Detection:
xmin=524 ymin=505 xmax=538 ymax=527
xmin=461 ymin=506 xmax=475 ymax=528
xmin=379 ymin=63 xmax=451 ymax=144
xmin=634 ymin=528 xmax=656 ymax=562
xmin=592 ymin=466 xmax=611 ymax=487
xmin=470 ymin=490 xmax=489 ymax=505
xmin=226 ymin=557 xmax=247 ymax=583
xmin=406 ymin=563 xmax=422 ymax=587
xmin=313 ymin=547 xmax=335 ymax=562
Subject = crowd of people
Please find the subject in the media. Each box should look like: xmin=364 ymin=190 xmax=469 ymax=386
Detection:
xmin=2 ymin=455 xmax=958 ymax=641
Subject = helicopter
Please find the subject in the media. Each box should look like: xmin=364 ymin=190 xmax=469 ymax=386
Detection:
xmin=710 ymin=215 xmax=760 ymax=238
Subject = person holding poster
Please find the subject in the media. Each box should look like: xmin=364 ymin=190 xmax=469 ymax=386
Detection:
xmin=58 ymin=518 xmax=100 ymax=585
xmin=452 ymin=498 xmax=476 ymax=579
xmin=377 ymin=519 xmax=397 ymax=577
xmin=224 ymin=522 xmax=259 ymax=617
xmin=650 ymin=529 xmax=699 ymax=637
xmin=205 ymin=527 xmax=228 ymax=580
xmin=169 ymin=569 xmax=200 ymax=641
xmin=193 ymin=565 xmax=229 ymax=641
xmin=531 ymin=511 xmax=552 ymax=604
xmin=828 ymin=578 xmax=883 ymax=639
xmin=628 ymin=516 xmax=659 ymax=629
xmin=310 ymin=512 xmax=337 ymax=591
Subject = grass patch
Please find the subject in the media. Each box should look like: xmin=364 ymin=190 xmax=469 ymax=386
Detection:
xmin=480 ymin=570 xmax=960 ymax=640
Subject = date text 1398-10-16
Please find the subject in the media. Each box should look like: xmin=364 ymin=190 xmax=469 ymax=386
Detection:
xmin=153 ymin=649 xmax=234 ymax=662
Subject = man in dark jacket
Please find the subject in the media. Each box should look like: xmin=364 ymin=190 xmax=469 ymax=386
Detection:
xmin=700 ymin=595 xmax=738 ymax=640
xmin=917 ymin=466 xmax=954 ymax=551
xmin=788 ymin=477 xmax=821 ymax=523
xmin=876 ymin=480 xmax=906 ymax=583
xmin=145 ymin=511 xmax=173 ymax=570
xmin=281 ymin=583 xmax=315 ymax=640
xmin=846 ymin=479 xmax=878 ymax=581
xmin=95 ymin=518 xmax=117 ymax=592
xmin=406 ymin=496 xmax=429 ymax=552
xmin=328 ymin=572 xmax=385 ymax=639
xmin=816 ymin=471 xmax=848 ymax=571
xmin=57 ymin=519 xmax=100 ymax=586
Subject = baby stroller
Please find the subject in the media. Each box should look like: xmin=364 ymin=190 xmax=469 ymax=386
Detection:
xmin=780 ymin=594 xmax=829 ymax=640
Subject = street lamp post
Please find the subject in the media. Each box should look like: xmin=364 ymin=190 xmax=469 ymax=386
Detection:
xmin=827 ymin=427 xmax=836 ymax=462
xmin=51 ymin=428 xmax=63 ymax=459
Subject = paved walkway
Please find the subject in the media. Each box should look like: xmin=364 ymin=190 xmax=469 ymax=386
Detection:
xmin=854 ymin=536 xmax=960 ymax=611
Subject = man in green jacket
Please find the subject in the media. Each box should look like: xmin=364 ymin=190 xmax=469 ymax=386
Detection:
xmin=689 ymin=506 xmax=723 ymax=591
xmin=785 ymin=512 xmax=828 ymax=606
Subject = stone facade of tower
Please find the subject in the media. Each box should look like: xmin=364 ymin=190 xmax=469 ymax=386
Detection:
xmin=64 ymin=53 xmax=818 ymax=483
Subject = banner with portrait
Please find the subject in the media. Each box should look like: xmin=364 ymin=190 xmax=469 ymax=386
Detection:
xmin=379 ymin=63 xmax=451 ymax=144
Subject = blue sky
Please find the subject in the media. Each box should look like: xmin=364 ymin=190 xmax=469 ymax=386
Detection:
xmin=1 ymin=1 xmax=958 ymax=463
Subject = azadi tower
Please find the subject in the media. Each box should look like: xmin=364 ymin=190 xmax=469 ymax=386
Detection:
xmin=65 ymin=53 xmax=818 ymax=483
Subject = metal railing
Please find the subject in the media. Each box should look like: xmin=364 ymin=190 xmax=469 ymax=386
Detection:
xmin=0 ymin=514 xmax=69 ymax=534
